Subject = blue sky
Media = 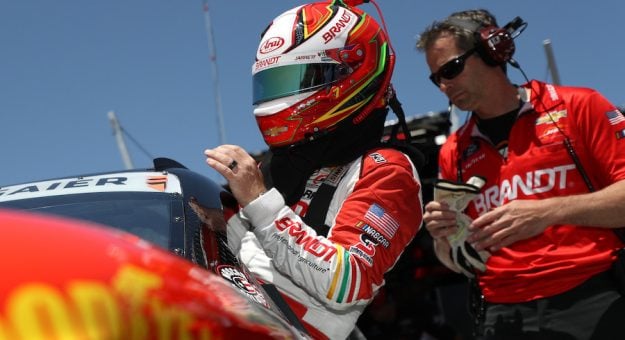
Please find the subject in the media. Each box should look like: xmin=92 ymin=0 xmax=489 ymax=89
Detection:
xmin=2 ymin=1 xmax=623 ymax=186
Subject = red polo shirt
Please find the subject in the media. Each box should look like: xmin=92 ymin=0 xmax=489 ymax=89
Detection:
xmin=438 ymin=80 xmax=625 ymax=303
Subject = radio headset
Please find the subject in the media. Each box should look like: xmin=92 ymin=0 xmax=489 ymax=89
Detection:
xmin=446 ymin=16 xmax=527 ymax=69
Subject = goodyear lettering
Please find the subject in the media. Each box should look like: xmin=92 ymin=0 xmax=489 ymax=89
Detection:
xmin=473 ymin=164 xmax=576 ymax=214
xmin=275 ymin=217 xmax=337 ymax=261
xmin=0 ymin=265 xmax=213 ymax=339
xmin=322 ymin=12 xmax=352 ymax=44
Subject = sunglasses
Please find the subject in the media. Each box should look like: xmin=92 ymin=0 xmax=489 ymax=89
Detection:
xmin=429 ymin=49 xmax=475 ymax=87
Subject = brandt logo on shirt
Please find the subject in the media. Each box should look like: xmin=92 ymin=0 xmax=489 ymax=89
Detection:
xmin=473 ymin=164 xmax=577 ymax=214
xmin=274 ymin=217 xmax=337 ymax=261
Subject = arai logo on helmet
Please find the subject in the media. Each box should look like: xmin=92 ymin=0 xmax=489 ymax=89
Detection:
xmin=259 ymin=37 xmax=284 ymax=54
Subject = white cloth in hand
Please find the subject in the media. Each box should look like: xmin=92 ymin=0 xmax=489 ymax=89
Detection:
xmin=433 ymin=176 xmax=489 ymax=277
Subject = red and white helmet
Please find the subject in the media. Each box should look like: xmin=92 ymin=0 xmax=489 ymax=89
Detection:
xmin=252 ymin=0 xmax=395 ymax=148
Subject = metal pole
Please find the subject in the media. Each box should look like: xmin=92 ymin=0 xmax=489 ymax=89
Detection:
xmin=202 ymin=0 xmax=227 ymax=145
xmin=543 ymin=39 xmax=561 ymax=85
xmin=108 ymin=111 xmax=134 ymax=169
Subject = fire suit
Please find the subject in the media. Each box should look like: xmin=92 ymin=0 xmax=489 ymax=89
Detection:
xmin=227 ymin=147 xmax=422 ymax=339
xmin=438 ymin=80 xmax=625 ymax=303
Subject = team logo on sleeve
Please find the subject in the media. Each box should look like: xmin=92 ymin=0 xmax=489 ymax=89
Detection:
xmin=364 ymin=203 xmax=399 ymax=239
xmin=369 ymin=152 xmax=387 ymax=164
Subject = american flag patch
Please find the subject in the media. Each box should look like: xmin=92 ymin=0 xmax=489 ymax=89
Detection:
xmin=364 ymin=203 xmax=399 ymax=239
xmin=606 ymin=110 xmax=625 ymax=125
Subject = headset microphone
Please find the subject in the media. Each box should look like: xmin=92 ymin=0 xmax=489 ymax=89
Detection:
xmin=503 ymin=17 xmax=528 ymax=39
xmin=502 ymin=17 xmax=529 ymax=81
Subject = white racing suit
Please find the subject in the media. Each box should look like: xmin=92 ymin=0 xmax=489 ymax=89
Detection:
xmin=227 ymin=148 xmax=422 ymax=339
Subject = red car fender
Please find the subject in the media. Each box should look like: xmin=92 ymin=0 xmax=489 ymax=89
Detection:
xmin=0 ymin=209 xmax=301 ymax=340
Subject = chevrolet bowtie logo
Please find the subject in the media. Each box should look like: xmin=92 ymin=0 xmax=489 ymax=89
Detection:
xmin=264 ymin=126 xmax=288 ymax=137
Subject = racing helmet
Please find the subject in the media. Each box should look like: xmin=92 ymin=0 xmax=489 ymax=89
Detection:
xmin=252 ymin=0 xmax=395 ymax=148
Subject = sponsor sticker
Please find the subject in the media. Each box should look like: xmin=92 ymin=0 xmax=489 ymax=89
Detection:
xmin=536 ymin=110 xmax=567 ymax=125
xmin=218 ymin=265 xmax=268 ymax=307
xmin=0 ymin=172 xmax=182 ymax=202
xmin=259 ymin=36 xmax=284 ymax=54
xmin=359 ymin=221 xmax=390 ymax=248
xmin=369 ymin=152 xmax=386 ymax=164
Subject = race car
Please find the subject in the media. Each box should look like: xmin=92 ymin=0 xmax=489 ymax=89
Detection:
xmin=0 ymin=158 xmax=309 ymax=339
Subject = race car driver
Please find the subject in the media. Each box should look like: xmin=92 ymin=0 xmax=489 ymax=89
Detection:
xmin=204 ymin=1 xmax=423 ymax=338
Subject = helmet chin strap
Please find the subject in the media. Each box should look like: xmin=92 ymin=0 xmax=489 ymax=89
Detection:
xmin=384 ymin=85 xmax=426 ymax=169
xmin=386 ymin=85 xmax=412 ymax=144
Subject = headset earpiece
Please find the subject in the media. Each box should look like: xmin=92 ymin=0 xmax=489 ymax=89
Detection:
xmin=445 ymin=17 xmax=517 ymax=67
xmin=475 ymin=25 xmax=515 ymax=66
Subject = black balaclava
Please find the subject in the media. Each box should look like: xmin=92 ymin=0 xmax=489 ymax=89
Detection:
xmin=263 ymin=108 xmax=388 ymax=206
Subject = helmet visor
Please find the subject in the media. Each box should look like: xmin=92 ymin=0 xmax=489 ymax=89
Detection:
xmin=252 ymin=63 xmax=340 ymax=105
